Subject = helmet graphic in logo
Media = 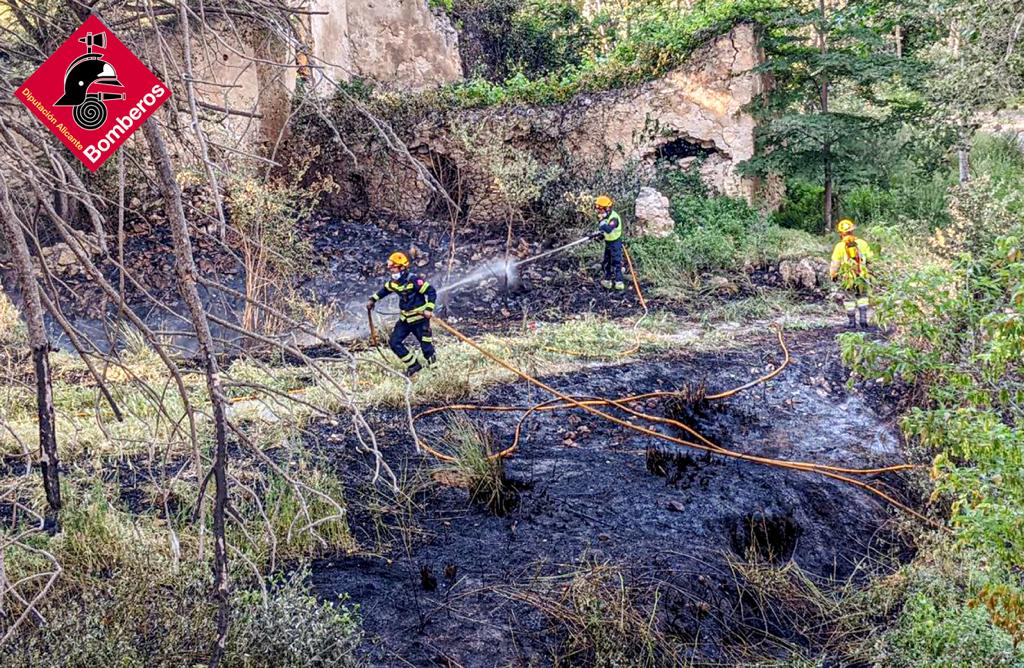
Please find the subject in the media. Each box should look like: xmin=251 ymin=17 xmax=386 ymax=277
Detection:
xmin=54 ymin=31 xmax=124 ymax=130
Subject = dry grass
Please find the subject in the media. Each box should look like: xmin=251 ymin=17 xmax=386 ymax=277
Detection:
xmin=509 ymin=559 xmax=682 ymax=668
xmin=723 ymin=549 xmax=907 ymax=666
xmin=437 ymin=414 xmax=512 ymax=514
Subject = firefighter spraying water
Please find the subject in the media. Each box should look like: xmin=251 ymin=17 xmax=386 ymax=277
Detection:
xmin=365 ymin=194 xmax=631 ymax=375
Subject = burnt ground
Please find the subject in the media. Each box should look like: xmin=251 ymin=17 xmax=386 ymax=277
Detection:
xmin=26 ymin=208 xmax=825 ymax=355
xmin=307 ymin=327 xmax=916 ymax=667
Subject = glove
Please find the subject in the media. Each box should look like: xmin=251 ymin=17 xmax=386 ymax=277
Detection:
xmin=366 ymin=299 xmax=375 ymax=310
xmin=589 ymin=231 xmax=603 ymax=241
xmin=424 ymin=310 xmax=433 ymax=319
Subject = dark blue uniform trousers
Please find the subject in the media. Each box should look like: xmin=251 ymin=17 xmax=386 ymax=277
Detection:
xmin=602 ymin=240 xmax=624 ymax=283
xmin=389 ymin=320 xmax=435 ymax=368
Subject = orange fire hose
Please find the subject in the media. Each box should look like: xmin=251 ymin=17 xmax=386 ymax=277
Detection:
xmin=421 ymin=316 xmax=937 ymax=528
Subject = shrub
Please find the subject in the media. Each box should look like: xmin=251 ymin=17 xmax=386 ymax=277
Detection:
xmin=644 ymin=191 xmax=763 ymax=275
xmin=438 ymin=414 xmax=513 ymax=513
xmin=229 ymin=570 xmax=362 ymax=668
xmin=3 ymin=485 xmax=362 ymax=667
xmin=226 ymin=174 xmax=319 ymax=335
xmin=771 ymin=179 xmax=824 ymax=233
xmin=524 ymin=558 xmax=680 ymax=667
xmin=841 ymin=211 xmax=1024 ymax=655
xmin=442 ymin=0 xmax=783 ymax=108
xmin=535 ymin=156 xmax=649 ymax=239
xmin=880 ymin=554 xmax=1024 ymax=668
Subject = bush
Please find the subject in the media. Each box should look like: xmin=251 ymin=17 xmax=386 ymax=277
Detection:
xmin=841 ymin=205 xmax=1024 ymax=655
xmin=443 ymin=0 xmax=783 ymax=108
xmin=535 ymin=156 xmax=649 ymax=239
xmin=645 ymin=191 xmax=762 ymax=274
xmin=229 ymin=570 xmax=362 ymax=668
xmin=879 ymin=553 xmax=1024 ymax=668
xmin=771 ymin=180 xmax=824 ymax=233
xmin=527 ymin=559 xmax=680 ymax=667
xmin=3 ymin=476 xmax=362 ymax=667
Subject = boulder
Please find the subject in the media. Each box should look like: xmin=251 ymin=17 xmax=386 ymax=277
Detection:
xmin=778 ymin=258 xmax=825 ymax=291
xmin=633 ymin=187 xmax=674 ymax=238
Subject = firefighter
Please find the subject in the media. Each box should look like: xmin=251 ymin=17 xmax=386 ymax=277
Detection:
xmin=591 ymin=195 xmax=625 ymax=290
xmin=829 ymin=219 xmax=874 ymax=329
xmin=366 ymin=251 xmax=437 ymax=377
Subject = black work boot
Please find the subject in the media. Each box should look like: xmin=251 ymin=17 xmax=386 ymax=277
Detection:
xmin=846 ymin=312 xmax=857 ymax=329
xmin=858 ymin=306 xmax=870 ymax=329
xmin=405 ymin=361 xmax=423 ymax=378
xmin=425 ymin=355 xmax=437 ymax=367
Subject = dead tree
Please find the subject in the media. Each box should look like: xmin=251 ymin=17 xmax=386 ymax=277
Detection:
xmin=142 ymin=118 xmax=230 ymax=667
xmin=0 ymin=174 xmax=60 ymax=515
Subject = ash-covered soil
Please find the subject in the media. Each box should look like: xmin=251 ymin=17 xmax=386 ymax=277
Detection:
xmin=307 ymin=327 xmax=915 ymax=667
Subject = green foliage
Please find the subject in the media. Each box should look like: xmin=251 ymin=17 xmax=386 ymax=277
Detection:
xmin=534 ymin=559 xmax=678 ymax=667
xmin=443 ymin=0 xmax=782 ymax=108
xmin=911 ymin=0 xmax=1024 ymax=135
xmin=536 ymin=156 xmax=648 ymax=239
xmin=879 ymin=552 xmax=1024 ymax=668
xmin=630 ymin=186 xmax=766 ymax=279
xmin=439 ymin=414 xmax=511 ymax=512
xmin=772 ymin=180 xmax=825 ymax=233
xmin=840 ymin=176 xmax=1024 ymax=650
xmin=742 ymin=1 xmax=921 ymax=232
xmin=451 ymin=119 xmax=562 ymax=225
xmin=3 ymin=484 xmax=361 ymax=668
xmin=5 ymin=564 xmax=360 ymax=668
xmin=229 ymin=570 xmax=362 ymax=668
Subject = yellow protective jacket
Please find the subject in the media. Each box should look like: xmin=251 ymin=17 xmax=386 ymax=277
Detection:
xmin=830 ymin=237 xmax=873 ymax=282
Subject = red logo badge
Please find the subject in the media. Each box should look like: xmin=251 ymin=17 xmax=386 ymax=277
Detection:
xmin=14 ymin=15 xmax=171 ymax=172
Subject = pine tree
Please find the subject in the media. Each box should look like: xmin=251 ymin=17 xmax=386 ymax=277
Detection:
xmin=742 ymin=0 xmax=914 ymax=232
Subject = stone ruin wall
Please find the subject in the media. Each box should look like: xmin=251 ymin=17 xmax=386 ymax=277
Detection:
xmin=341 ymin=22 xmax=772 ymax=225
xmin=144 ymin=0 xmax=463 ymax=159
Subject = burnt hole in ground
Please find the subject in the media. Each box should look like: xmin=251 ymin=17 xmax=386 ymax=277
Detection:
xmin=468 ymin=472 xmax=523 ymax=517
xmin=731 ymin=513 xmax=803 ymax=563
xmin=646 ymin=445 xmax=711 ymax=484
xmin=663 ymin=381 xmax=711 ymax=424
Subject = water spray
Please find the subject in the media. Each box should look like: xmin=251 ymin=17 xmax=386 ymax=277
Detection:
xmin=439 ymin=234 xmax=594 ymax=297
xmin=349 ymin=234 xmax=595 ymax=338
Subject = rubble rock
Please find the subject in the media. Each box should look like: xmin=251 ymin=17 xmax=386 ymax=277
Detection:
xmin=707 ymin=275 xmax=739 ymax=295
xmin=633 ymin=187 xmax=674 ymax=238
xmin=55 ymin=246 xmax=77 ymax=267
xmin=779 ymin=258 xmax=825 ymax=291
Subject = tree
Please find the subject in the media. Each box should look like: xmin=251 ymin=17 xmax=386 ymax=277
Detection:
xmin=742 ymin=0 xmax=912 ymax=232
xmin=142 ymin=118 xmax=232 ymax=667
xmin=0 ymin=173 xmax=60 ymax=517
xmin=913 ymin=0 xmax=1024 ymax=183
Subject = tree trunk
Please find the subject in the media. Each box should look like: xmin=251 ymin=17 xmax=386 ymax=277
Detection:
xmin=142 ymin=119 xmax=231 ymax=667
xmin=823 ymin=151 xmax=834 ymax=232
xmin=0 ymin=174 xmax=61 ymax=515
xmin=958 ymin=127 xmax=971 ymax=184
xmin=818 ymin=0 xmax=833 ymax=232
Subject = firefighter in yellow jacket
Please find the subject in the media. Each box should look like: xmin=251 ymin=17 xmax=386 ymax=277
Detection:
xmin=829 ymin=219 xmax=874 ymax=329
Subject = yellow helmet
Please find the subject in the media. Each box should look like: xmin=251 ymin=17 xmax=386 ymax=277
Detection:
xmin=595 ymin=195 xmax=613 ymax=209
xmin=387 ymin=251 xmax=410 ymax=268
xmin=837 ymin=219 xmax=856 ymax=234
